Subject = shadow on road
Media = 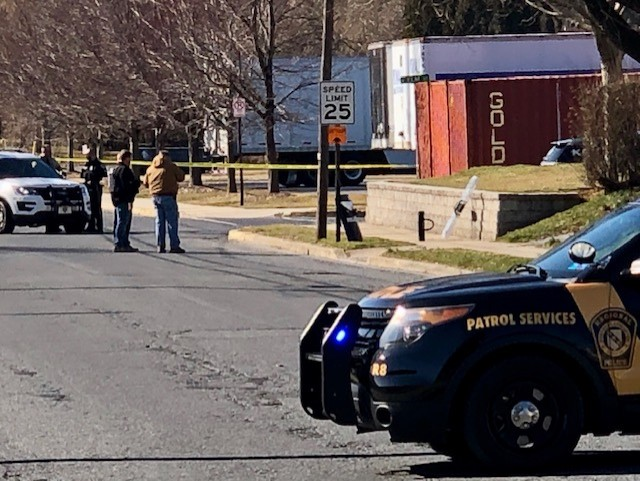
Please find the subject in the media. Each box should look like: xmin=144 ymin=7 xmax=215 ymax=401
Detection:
xmin=407 ymin=450 xmax=640 ymax=478
xmin=0 ymin=451 xmax=435 ymax=466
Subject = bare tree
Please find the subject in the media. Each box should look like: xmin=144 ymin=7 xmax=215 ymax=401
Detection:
xmin=527 ymin=0 xmax=640 ymax=83
xmin=124 ymin=0 xmax=324 ymax=194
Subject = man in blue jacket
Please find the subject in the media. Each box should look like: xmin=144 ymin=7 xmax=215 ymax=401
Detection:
xmin=110 ymin=150 xmax=140 ymax=252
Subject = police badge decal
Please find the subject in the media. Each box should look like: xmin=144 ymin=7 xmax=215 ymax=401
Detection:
xmin=591 ymin=308 xmax=638 ymax=370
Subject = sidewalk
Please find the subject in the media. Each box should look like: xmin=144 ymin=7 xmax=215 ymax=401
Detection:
xmin=101 ymin=195 xmax=313 ymax=221
xmin=100 ymin=195 xmax=546 ymax=275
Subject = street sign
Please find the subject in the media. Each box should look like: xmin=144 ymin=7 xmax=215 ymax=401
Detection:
xmin=400 ymin=74 xmax=430 ymax=84
xmin=328 ymin=124 xmax=347 ymax=144
xmin=320 ymin=81 xmax=355 ymax=125
xmin=232 ymin=97 xmax=246 ymax=118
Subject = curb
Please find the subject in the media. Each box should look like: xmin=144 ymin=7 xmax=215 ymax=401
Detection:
xmin=228 ymin=230 xmax=348 ymax=260
xmin=228 ymin=230 xmax=472 ymax=277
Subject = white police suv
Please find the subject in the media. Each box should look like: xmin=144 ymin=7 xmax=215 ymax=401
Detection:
xmin=0 ymin=151 xmax=91 ymax=234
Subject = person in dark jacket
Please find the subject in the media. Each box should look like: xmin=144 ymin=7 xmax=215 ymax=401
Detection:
xmin=81 ymin=144 xmax=107 ymax=233
xmin=40 ymin=144 xmax=64 ymax=176
xmin=111 ymin=150 xmax=140 ymax=252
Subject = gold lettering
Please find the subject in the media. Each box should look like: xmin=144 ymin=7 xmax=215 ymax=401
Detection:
xmin=520 ymin=313 xmax=527 ymax=325
xmin=379 ymin=364 xmax=388 ymax=377
xmin=490 ymin=92 xmax=506 ymax=164
xmin=467 ymin=318 xmax=476 ymax=331
xmin=569 ymin=312 xmax=577 ymax=325
xmin=371 ymin=363 xmax=380 ymax=376
xmin=477 ymin=318 xmax=485 ymax=329
xmin=491 ymin=315 xmax=500 ymax=327
xmin=489 ymin=92 xmax=504 ymax=109
xmin=533 ymin=313 xmax=543 ymax=325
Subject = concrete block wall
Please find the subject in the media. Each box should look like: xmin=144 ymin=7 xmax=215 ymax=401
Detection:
xmin=366 ymin=181 xmax=582 ymax=241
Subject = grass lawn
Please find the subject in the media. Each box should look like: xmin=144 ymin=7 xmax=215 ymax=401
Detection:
xmin=241 ymin=224 xmax=409 ymax=250
xmin=385 ymin=248 xmax=531 ymax=272
xmin=501 ymin=190 xmax=640 ymax=243
xmin=413 ymin=164 xmax=589 ymax=193
xmin=138 ymin=187 xmax=367 ymax=210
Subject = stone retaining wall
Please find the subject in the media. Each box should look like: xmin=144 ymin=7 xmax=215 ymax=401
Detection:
xmin=366 ymin=181 xmax=582 ymax=241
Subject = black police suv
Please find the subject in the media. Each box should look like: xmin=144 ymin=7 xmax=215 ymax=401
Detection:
xmin=301 ymin=199 xmax=640 ymax=470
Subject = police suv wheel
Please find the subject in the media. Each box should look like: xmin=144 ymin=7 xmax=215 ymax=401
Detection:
xmin=0 ymin=200 xmax=15 ymax=234
xmin=463 ymin=356 xmax=583 ymax=470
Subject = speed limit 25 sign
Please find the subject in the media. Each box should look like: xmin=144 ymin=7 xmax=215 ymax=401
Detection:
xmin=320 ymin=81 xmax=355 ymax=125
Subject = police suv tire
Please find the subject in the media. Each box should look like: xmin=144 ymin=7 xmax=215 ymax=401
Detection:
xmin=64 ymin=220 xmax=87 ymax=235
xmin=0 ymin=200 xmax=15 ymax=234
xmin=462 ymin=356 xmax=583 ymax=471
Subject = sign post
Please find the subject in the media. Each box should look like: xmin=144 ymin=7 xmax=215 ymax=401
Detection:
xmin=232 ymin=96 xmax=247 ymax=206
xmin=328 ymin=124 xmax=347 ymax=242
xmin=321 ymin=82 xmax=354 ymax=242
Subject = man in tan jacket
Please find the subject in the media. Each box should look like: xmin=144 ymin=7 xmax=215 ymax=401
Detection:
xmin=143 ymin=151 xmax=186 ymax=253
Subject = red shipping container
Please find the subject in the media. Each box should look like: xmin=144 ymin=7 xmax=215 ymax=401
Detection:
xmin=416 ymin=74 xmax=604 ymax=178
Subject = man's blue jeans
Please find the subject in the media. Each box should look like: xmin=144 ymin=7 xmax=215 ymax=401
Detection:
xmin=153 ymin=195 xmax=180 ymax=249
xmin=113 ymin=202 xmax=132 ymax=247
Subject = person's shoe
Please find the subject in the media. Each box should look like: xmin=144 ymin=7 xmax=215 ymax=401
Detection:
xmin=169 ymin=247 xmax=186 ymax=254
xmin=157 ymin=246 xmax=166 ymax=253
xmin=114 ymin=245 xmax=139 ymax=253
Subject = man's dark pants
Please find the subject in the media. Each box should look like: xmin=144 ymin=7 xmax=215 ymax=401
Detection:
xmin=113 ymin=202 xmax=132 ymax=248
xmin=88 ymin=185 xmax=103 ymax=232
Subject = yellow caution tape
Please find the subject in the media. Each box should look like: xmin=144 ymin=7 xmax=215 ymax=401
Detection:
xmin=57 ymin=158 xmax=414 ymax=171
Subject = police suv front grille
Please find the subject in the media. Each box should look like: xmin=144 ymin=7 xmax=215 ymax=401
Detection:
xmin=34 ymin=186 xmax=83 ymax=202
xmin=353 ymin=308 xmax=393 ymax=358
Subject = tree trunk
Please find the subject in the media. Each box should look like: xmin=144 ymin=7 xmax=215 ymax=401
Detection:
xmin=97 ymin=129 xmax=104 ymax=159
xmin=594 ymin=29 xmax=624 ymax=184
xmin=129 ymin=120 xmax=141 ymax=160
xmin=265 ymin=88 xmax=279 ymax=193
xmin=66 ymin=131 xmax=75 ymax=172
xmin=595 ymin=29 xmax=624 ymax=86
xmin=265 ymin=0 xmax=279 ymax=195
xmin=265 ymin=111 xmax=279 ymax=194
xmin=187 ymin=128 xmax=203 ymax=187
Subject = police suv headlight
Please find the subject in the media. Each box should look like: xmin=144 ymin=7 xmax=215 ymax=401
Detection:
xmin=14 ymin=186 xmax=38 ymax=196
xmin=380 ymin=304 xmax=474 ymax=345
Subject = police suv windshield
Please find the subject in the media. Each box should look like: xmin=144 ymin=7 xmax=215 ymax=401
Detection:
xmin=0 ymin=158 xmax=60 ymax=179
xmin=534 ymin=201 xmax=640 ymax=278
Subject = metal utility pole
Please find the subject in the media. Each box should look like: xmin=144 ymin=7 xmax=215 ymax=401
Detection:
xmin=316 ymin=0 xmax=334 ymax=240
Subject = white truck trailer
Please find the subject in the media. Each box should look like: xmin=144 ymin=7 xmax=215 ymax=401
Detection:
xmin=368 ymin=32 xmax=640 ymax=157
xmin=235 ymin=56 xmax=412 ymax=187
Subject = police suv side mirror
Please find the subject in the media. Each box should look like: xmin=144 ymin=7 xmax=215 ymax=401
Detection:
xmin=569 ymin=241 xmax=596 ymax=264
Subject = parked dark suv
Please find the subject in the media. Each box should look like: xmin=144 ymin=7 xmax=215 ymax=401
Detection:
xmin=540 ymin=138 xmax=583 ymax=166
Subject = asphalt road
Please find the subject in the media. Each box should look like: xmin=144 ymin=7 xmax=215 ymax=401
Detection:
xmin=1 ymin=216 xmax=640 ymax=481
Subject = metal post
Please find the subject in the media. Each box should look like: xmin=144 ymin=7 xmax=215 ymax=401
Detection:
xmin=418 ymin=211 xmax=425 ymax=242
xmin=239 ymin=117 xmax=244 ymax=206
xmin=335 ymin=141 xmax=341 ymax=243
xmin=316 ymin=0 xmax=334 ymax=240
